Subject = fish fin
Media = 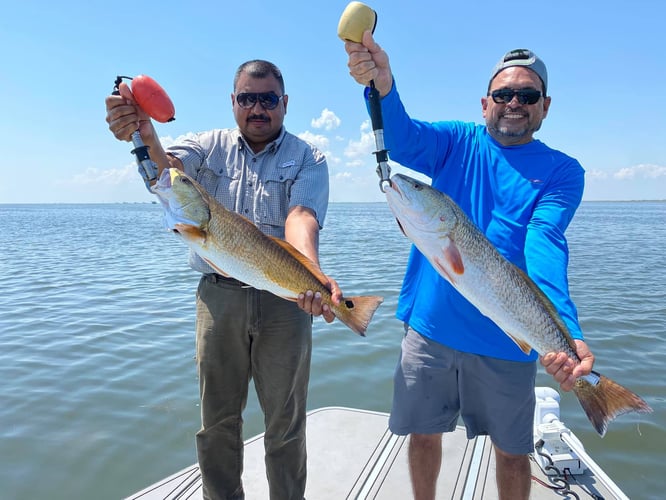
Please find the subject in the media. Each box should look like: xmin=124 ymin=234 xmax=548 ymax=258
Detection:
xmin=269 ymin=236 xmax=330 ymax=284
xmin=433 ymin=257 xmax=454 ymax=284
xmin=432 ymin=241 xmax=465 ymax=283
xmin=335 ymin=295 xmax=384 ymax=337
xmin=201 ymin=258 xmax=231 ymax=278
xmin=506 ymin=335 xmax=533 ymax=355
xmin=445 ymin=242 xmax=465 ymax=274
xmin=573 ymin=372 xmax=652 ymax=436
xmin=174 ymin=223 xmax=207 ymax=244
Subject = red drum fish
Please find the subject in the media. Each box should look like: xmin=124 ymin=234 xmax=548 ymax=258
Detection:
xmin=385 ymin=173 xmax=651 ymax=436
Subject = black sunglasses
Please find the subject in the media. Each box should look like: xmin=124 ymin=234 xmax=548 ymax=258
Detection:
xmin=489 ymin=88 xmax=542 ymax=105
xmin=235 ymin=92 xmax=284 ymax=110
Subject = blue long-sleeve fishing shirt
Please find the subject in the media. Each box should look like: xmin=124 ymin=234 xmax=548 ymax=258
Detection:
xmin=373 ymin=82 xmax=585 ymax=362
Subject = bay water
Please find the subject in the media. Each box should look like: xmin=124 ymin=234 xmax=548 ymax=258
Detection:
xmin=1 ymin=201 xmax=664 ymax=499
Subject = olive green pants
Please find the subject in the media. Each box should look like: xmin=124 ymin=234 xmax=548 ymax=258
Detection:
xmin=195 ymin=274 xmax=312 ymax=500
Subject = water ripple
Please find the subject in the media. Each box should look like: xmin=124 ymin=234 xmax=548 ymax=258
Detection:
xmin=1 ymin=202 xmax=664 ymax=500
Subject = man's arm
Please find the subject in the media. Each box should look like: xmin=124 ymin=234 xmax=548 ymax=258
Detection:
xmin=285 ymin=206 xmax=340 ymax=323
xmin=527 ymin=166 xmax=595 ymax=390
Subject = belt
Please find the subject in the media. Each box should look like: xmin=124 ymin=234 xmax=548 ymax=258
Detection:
xmin=203 ymin=273 xmax=248 ymax=287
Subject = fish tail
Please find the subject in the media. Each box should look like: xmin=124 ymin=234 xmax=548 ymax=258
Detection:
xmin=573 ymin=372 xmax=652 ymax=437
xmin=335 ymin=295 xmax=384 ymax=337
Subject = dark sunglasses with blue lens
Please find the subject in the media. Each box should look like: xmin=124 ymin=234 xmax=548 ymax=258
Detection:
xmin=489 ymin=88 xmax=542 ymax=105
xmin=235 ymin=92 xmax=284 ymax=110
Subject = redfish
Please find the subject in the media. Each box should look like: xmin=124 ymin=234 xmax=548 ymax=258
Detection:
xmin=152 ymin=168 xmax=383 ymax=336
xmin=385 ymin=173 xmax=651 ymax=436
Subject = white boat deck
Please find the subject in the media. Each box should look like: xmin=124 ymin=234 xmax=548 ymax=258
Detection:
xmin=126 ymin=406 xmax=625 ymax=499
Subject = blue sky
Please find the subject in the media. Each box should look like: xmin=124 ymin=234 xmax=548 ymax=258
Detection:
xmin=1 ymin=0 xmax=664 ymax=203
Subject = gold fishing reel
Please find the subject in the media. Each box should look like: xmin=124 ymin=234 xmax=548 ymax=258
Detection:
xmin=337 ymin=1 xmax=377 ymax=42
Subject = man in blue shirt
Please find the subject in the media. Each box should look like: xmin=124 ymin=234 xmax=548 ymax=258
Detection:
xmin=345 ymin=33 xmax=595 ymax=500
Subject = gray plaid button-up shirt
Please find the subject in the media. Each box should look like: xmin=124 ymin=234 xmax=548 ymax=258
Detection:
xmin=167 ymin=127 xmax=329 ymax=274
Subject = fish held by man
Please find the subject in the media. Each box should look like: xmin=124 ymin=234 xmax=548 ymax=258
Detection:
xmin=384 ymin=173 xmax=652 ymax=436
xmin=151 ymin=168 xmax=383 ymax=336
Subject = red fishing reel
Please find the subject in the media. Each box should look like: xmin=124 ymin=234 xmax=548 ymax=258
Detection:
xmin=111 ymin=74 xmax=176 ymax=190
xmin=112 ymin=74 xmax=175 ymax=122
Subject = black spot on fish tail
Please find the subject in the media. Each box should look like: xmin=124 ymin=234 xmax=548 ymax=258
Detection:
xmin=335 ymin=295 xmax=383 ymax=336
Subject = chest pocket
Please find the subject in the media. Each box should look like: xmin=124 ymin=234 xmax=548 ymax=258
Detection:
xmin=259 ymin=164 xmax=300 ymax=228
xmin=193 ymin=164 xmax=240 ymax=211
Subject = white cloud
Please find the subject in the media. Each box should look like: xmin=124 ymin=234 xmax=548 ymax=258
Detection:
xmin=59 ymin=133 xmax=196 ymax=188
xmin=613 ymin=163 xmax=666 ymax=180
xmin=588 ymin=163 xmax=666 ymax=181
xmin=59 ymin=163 xmax=136 ymax=186
xmin=160 ymin=132 xmax=198 ymax=148
xmin=311 ymin=108 xmax=341 ymax=131
xmin=329 ymin=170 xmax=386 ymax=203
xmin=50 ymin=133 xmax=206 ymax=203
xmin=298 ymin=130 xmax=330 ymax=151
xmin=344 ymin=120 xmax=375 ymax=164
xmin=333 ymin=171 xmax=353 ymax=181
xmin=585 ymin=169 xmax=609 ymax=180
xmin=584 ymin=164 xmax=666 ymax=200
xmin=297 ymin=130 xmax=341 ymax=166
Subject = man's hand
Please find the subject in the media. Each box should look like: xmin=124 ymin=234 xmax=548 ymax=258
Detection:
xmin=105 ymin=82 xmax=155 ymax=143
xmin=345 ymin=30 xmax=393 ymax=97
xmin=296 ymin=276 xmax=342 ymax=324
xmin=540 ymin=339 xmax=595 ymax=392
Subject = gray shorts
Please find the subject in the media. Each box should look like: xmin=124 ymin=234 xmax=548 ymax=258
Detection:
xmin=388 ymin=326 xmax=537 ymax=455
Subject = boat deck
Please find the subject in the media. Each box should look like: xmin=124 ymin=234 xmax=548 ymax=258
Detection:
xmin=126 ymin=407 xmax=623 ymax=499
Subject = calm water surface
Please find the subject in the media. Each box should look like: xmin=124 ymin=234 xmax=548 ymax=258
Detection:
xmin=1 ymin=201 xmax=664 ymax=499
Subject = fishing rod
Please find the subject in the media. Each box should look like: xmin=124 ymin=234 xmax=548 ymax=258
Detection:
xmin=338 ymin=2 xmax=392 ymax=192
xmin=111 ymin=75 xmax=176 ymax=191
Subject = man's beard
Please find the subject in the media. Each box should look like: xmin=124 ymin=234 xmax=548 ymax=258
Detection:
xmin=487 ymin=120 xmax=542 ymax=138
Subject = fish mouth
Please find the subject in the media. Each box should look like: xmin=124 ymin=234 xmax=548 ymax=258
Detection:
xmin=387 ymin=176 xmax=403 ymax=197
xmin=386 ymin=176 xmax=408 ymax=237
xmin=152 ymin=168 xmax=174 ymax=194
xmin=150 ymin=168 xmax=209 ymax=231
xmin=151 ymin=168 xmax=175 ymax=214
xmin=151 ymin=168 xmax=199 ymax=229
